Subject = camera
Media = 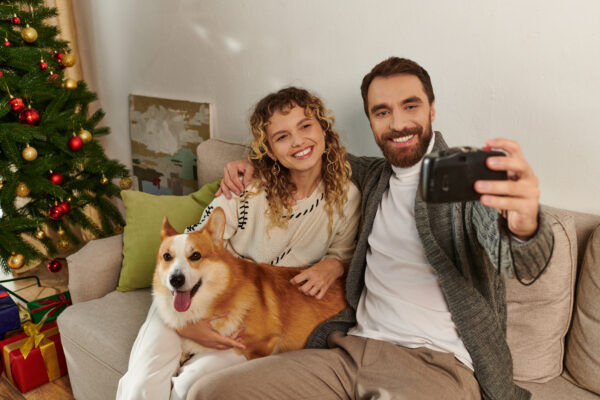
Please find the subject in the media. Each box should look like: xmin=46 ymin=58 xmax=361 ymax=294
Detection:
xmin=420 ymin=147 xmax=507 ymax=203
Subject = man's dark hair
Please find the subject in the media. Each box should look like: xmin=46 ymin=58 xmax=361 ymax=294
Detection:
xmin=360 ymin=57 xmax=435 ymax=116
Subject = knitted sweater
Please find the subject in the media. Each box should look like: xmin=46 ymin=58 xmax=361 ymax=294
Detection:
xmin=186 ymin=181 xmax=361 ymax=267
xmin=306 ymin=132 xmax=554 ymax=400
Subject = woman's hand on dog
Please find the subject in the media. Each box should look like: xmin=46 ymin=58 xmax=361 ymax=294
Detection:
xmin=177 ymin=314 xmax=246 ymax=351
xmin=290 ymin=258 xmax=345 ymax=300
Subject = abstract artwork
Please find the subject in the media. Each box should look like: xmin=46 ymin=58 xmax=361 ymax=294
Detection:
xmin=129 ymin=95 xmax=211 ymax=195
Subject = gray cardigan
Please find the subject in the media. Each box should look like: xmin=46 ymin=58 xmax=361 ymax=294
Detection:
xmin=307 ymin=132 xmax=554 ymax=400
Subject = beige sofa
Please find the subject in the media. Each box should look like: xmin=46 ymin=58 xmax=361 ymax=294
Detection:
xmin=57 ymin=139 xmax=600 ymax=400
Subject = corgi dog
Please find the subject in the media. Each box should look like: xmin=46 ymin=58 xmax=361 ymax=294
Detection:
xmin=152 ymin=207 xmax=347 ymax=360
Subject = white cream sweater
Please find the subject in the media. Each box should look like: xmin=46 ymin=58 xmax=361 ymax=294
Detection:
xmin=185 ymin=181 xmax=361 ymax=267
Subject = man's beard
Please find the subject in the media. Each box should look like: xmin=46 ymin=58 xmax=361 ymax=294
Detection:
xmin=375 ymin=123 xmax=433 ymax=168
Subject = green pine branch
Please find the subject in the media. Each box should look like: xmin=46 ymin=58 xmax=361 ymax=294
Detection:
xmin=0 ymin=0 xmax=130 ymax=273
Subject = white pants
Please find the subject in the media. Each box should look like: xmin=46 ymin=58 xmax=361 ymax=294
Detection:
xmin=116 ymin=303 xmax=247 ymax=400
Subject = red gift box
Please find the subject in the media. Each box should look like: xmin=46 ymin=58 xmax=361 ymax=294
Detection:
xmin=0 ymin=321 xmax=68 ymax=393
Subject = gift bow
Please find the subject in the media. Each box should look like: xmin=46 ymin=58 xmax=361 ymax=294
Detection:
xmin=30 ymin=292 xmax=72 ymax=318
xmin=20 ymin=320 xmax=46 ymax=359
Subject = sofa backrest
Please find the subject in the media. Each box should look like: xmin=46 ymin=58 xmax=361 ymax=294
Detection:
xmin=196 ymin=138 xmax=250 ymax=187
xmin=544 ymin=205 xmax=600 ymax=266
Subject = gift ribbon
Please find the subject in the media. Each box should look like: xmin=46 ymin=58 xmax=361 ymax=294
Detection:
xmin=30 ymin=293 xmax=71 ymax=318
xmin=20 ymin=320 xmax=46 ymax=359
xmin=2 ymin=323 xmax=62 ymax=390
xmin=0 ymin=291 xmax=8 ymax=298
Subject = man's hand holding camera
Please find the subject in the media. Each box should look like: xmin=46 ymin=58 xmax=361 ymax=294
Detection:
xmin=475 ymin=138 xmax=540 ymax=241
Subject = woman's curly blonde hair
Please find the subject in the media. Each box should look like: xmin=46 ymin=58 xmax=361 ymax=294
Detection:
xmin=247 ymin=87 xmax=351 ymax=234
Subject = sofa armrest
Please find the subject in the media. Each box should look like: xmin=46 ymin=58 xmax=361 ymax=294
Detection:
xmin=66 ymin=234 xmax=124 ymax=304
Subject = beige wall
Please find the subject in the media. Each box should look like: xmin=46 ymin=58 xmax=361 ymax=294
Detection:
xmin=72 ymin=0 xmax=600 ymax=214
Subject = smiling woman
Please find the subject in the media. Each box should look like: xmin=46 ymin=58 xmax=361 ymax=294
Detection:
xmin=117 ymin=87 xmax=361 ymax=400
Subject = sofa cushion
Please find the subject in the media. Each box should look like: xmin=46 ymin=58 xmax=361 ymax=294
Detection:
xmin=506 ymin=209 xmax=577 ymax=382
xmin=118 ymin=180 xmax=220 ymax=291
xmin=516 ymin=375 xmax=600 ymax=400
xmin=565 ymin=223 xmax=600 ymax=394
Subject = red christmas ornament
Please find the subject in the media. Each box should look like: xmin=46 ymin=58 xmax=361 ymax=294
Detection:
xmin=4 ymin=39 xmax=10 ymax=47
xmin=48 ymin=72 xmax=60 ymax=81
xmin=52 ymin=52 xmax=64 ymax=61
xmin=49 ymin=204 xmax=64 ymax=220
xmin=39 ymin=61 xmax=48 ymax=70
xmin=68 ymin=136 xmax=84 ymax=151
xmin=12 ymin=15 xmax=21 ymax=25
xmin=58 ymin=200 xmax=71 ymax=215
xmin=49 ymin=171 xmax=64 ymax=185
xmin=9 ymin=97 xmax=25 ymax=113
xmin=19 ymin=108 xmax=40 ymax=126
xmin=0 ymin=71 xmax=3 ymax=77
xmin=47 ymin=259 xmax=62 ymax=273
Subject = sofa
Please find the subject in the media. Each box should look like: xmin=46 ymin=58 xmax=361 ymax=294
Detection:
xmin=57 ymin=138 xmax=600 ymax=400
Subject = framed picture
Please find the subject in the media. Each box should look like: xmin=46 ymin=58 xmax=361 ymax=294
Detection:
xmin=128 ymin=95 xmax=211 ymax=195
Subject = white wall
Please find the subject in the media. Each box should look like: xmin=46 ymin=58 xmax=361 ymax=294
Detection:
xmin=73 ymin=0 xmax=600 ymax=214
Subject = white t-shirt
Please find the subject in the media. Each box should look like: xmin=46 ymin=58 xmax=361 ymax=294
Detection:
xmin=349 ymin=139 xmax=473 ymax=370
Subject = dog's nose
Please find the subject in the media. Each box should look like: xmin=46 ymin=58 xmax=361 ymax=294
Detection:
xmin=169 ymin=273 xmax=185 ymax=289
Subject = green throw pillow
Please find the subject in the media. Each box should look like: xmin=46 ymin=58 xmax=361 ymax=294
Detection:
xmin=117 ymin=180 xmax=220 ymax=291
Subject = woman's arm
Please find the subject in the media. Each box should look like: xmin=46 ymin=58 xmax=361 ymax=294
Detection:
xmin=290 ymin=183 xmax=361 ymax=299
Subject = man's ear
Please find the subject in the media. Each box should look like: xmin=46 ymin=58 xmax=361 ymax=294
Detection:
xmin=161 ymin=217 xmax=179 ymax=240
xmin=205 ymin=207 xmax=225 ymax=244
xmin=430 ymin=101 xmax=436 ymax=123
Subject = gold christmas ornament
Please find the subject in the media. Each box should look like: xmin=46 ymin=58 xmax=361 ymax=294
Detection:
xmin=61 ymin=53 xmax=76 ymax=67
xmin=21 ymin=24 xmax=38 ymax=43
xmin=22 ymin=144 xmax=38 ymax=161
xmin=57 ymin=238 xmax=70 ymax=251
xmin=35 ymin=228 xmax=46 ymax=240
xmin=79 ymin=129 xmax=92 ymax=143
xmin=16 ymin=182 xmax=30 ymax=197
xmin=100 ymin=174 xmax=109 ymax=185
xmin=8 ymin=253 xmax=25 ymax=269
xmin=0 ymin=179 xmax=4 ymax=190
xmin=57 ymin=227 xmax=65 ymax=236
xmin=119 ymin=177 xmax=133 ymax=190
xmin=64 ymin=79 xmax=77 ymax=90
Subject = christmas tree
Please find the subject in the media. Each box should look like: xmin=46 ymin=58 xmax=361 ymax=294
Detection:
xmin=0 ymin=0 xmax=130 ymax=273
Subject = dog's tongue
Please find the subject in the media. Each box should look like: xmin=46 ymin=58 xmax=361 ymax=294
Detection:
xmin=173 ymin=290 xmax=191 ymax=312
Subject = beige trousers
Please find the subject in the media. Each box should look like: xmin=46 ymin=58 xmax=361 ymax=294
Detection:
xmin=187 ymin=332 xmax=481 ymax=400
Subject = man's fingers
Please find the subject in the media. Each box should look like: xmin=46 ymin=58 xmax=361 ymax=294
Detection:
xmin=219 ymin=180 xmax=233 ymax=199
xmin=242 ymin=168 xmax=253 ymax=186
xmin=485 ymin=138 xmax=524 ymax=158
xmin=223 ymin=167 xmax=243 ymax=196
xmin=479 ymin=194 xmax=537 ymax=213
xmin=485 ymin=154 xmax=528 ymax=174
xmin=475 ymin=179 xmax=539 ymax=199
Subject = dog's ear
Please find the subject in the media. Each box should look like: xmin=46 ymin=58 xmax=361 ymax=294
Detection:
xmin=161 ymin=217 xmax=179 ymax=240
xmin=205 ymin=207 xmax=226 ymax=244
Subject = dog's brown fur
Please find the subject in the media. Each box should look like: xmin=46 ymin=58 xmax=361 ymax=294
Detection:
xmin=152 ymin=207 xmax=347 ymax=359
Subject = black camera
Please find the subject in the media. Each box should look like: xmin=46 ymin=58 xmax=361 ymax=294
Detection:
xmin=420 ymin=147 xmax=507 ymax=203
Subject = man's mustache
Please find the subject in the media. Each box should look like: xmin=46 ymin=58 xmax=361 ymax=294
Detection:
xmin=381 ymin=126 xmax=422 ymax=141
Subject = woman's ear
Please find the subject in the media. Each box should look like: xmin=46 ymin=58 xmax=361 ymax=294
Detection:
xmin=267 ymin=150 xmax=276 ymax=161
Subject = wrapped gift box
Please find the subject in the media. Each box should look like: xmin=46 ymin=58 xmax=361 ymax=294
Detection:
xmin=0 ymin=320 xmax=68 ymax=393
xmin=0 ymin=286 xmax=21 ymax=338
xmin=27 ymin=291 xmax=71 ymax=324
